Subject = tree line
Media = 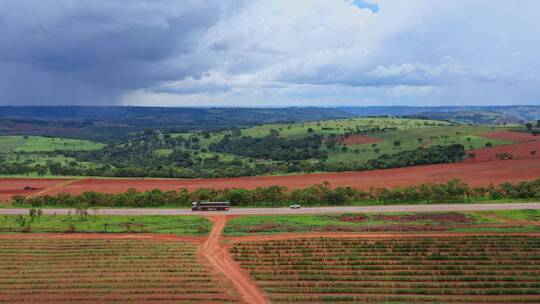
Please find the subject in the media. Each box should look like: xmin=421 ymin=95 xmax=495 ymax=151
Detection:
xmin=0 ymin=144 xmax=466 ymax=179
xmin=11 ymin=178 xmax=540 ymax=208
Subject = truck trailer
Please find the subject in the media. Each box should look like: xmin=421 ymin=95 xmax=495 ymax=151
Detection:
xmin=191 ymin=201 xmax=230 ymax=211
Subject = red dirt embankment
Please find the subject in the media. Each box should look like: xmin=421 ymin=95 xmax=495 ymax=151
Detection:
xmin=19 ymin=158 xmax=540 ymax=198
xmin=341 ymin=135 xmax=383 ymax=146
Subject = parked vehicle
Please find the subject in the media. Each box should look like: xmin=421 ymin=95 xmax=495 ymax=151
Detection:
xmin=191 ymin=201 xmax=230 ymax=211
xmin=290 ymin=204 xmax=301 ymax=209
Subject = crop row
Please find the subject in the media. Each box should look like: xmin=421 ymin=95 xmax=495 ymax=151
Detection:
xmin=0 ymin=238 xmax=240 ymax=303
xmin=231 ymin=236 xmax=540 ymax=303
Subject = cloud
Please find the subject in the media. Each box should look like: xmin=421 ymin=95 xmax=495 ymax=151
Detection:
xmin=1 ymin=0 xmax=540 ymax=106
xmin=0 ymin=0 xmax=242 ymax=105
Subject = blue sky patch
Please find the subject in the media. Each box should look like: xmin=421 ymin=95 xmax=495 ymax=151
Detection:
xmin=352 ymin=0 xmax=379 ymax=13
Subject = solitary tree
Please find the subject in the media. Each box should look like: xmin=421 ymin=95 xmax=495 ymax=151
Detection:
xmin=531 ymin=150 xmax=537 ymax=158
xmin=525 ymin=122 xmax=533 ymax=131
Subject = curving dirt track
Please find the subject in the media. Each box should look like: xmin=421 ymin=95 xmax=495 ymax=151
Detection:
xmin=202 ymin=216 xmax=268 ymax=304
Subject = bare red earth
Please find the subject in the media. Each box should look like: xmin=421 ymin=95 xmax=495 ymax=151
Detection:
xmin=340 ymin=135 xmax=383 ymax=145
xmin=478 ymin=130 xmax=539 ymax=143
xmin=0 ymin=178 xmax=69 ymax=201
xmin=7 ymin=158 xmax=536 ymax=199
xmin=467 ymin=131 xmax=540 ymax=162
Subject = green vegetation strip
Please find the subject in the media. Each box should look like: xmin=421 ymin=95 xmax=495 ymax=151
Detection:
xmin=224 ymin=210 xmax=540 ymax=235
xmin=0 ymin=214 xmax=211 ymax=235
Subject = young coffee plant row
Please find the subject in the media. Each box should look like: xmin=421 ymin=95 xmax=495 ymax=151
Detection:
xmin=230 ymin=236 xmax=540 ymax=303
xmin=0 ymin=238 xmax=240 ymax=303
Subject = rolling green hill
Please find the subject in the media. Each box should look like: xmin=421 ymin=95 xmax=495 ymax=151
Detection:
xmin=0 ymin=117 xmax=518 ymax=178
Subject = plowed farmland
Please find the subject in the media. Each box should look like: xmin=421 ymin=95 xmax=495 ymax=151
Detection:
xmin=0 ymin=178 xmax=70 ymax=200
xmin=467 ymin=131 xmax=540 ymax=162
xmin=32 ymin=158 xmax=540 ymax=196
xmin=340 ymin=135 xmax=383 ymax=145
xmin=478 ymin=131 xmax=539 ymax=143
xmin=230 ymin=235 xmax=540 ymax=303
xmin=0 ymin=237 xmax=240 ymax=303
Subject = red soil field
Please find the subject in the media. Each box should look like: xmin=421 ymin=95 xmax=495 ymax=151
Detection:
xmin=15 ymin=158 xmax=540 ymax=199
xmin=340 ymin=135 xmax=383 ymax=145
xmin=467 ymin=140 xmax=540 ymax=162
xmin=0 ymin=178 xmax=69 ymax=201
xmin=467 ymin=131 xmax=540 ymax=162
xmin=478 ymin=130 xmax=539 ymax=143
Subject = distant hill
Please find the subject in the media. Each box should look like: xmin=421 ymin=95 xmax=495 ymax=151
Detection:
xmin=339 ymin=105 xmax=540 ymax=124
xmin=1 ymin=105 xmax=538 ymax=140
xmin=0 ymin=106 xmax=350 ymax=140
xmin=406 ymin=110 xmax=522 ymax=125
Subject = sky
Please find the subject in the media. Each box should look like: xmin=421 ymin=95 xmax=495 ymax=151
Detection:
xmin=1 ymin=0 xmax=539 ymax=107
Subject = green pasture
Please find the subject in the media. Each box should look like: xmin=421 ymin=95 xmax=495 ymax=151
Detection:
xmin=223 ymin=209 xmax=540 ymax=235
xmin=241 ymin=117 xmax=455 ymax=138
xmin=327 ymin=125 xmax=510 ymax=163
xmin=0 ymin=135 xmax=104 ymax=153
xmin=0 ymin=214 xmax=211 ymax=235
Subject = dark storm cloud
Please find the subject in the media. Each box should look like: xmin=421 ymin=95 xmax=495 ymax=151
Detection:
xmin=0 ymin=0 xmax=239 ymax=105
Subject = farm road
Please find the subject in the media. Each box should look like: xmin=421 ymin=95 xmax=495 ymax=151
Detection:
xmin=0 ymin=202 xmax=539 ymax=216
xmin=202 ymin=216 xmax=268 ymax=304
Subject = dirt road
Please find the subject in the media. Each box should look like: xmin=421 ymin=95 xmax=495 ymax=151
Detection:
xmin=202 ymin=216 xmax=268 ymax=304
xmin=1 ymin=202 xmax=539 ymax=216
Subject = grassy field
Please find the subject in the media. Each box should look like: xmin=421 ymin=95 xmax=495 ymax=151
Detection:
xmin=224 ymin=210 xmax=540 ymax=235
xmin=240 ymin=117 xmax=454 ymax=138
xmin=0 ymin=214 xmax=212 ymax=235
xmin=0 ymin=238 xmax=240 ymax=303
xmin=0 ymin=135 xmax=104 ymax=152
xmin=173 ymin=118 xmax=511 ymax=166
xmin=231 ymin=235 xmax=540 ymax=303
xmin=0 ymin=117 xmax=520 ymax=178
xmin=327 ymin=125 xmax=509 ymax=163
